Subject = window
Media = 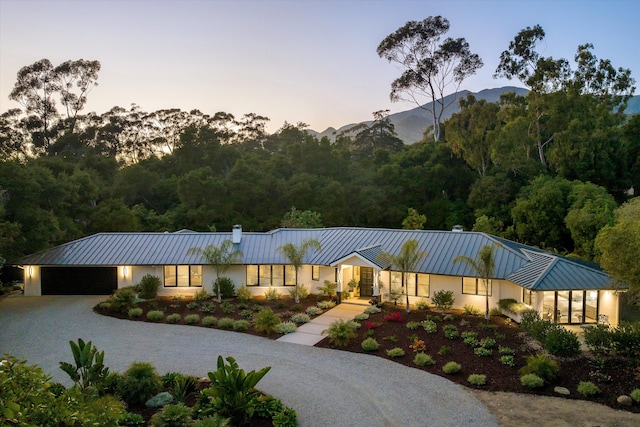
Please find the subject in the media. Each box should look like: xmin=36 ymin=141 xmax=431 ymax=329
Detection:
xmin=417 ymin=273 xmax=430 ymax=297
xmin=388 ymin=272 xmax=429 ymax=296
xmin=462 ymin=277 xmax=492 ymax=296
xmin=246 ymin=265 xmax=297 ymax=286
xmin=312 ymin=265 xmax=319 ymax=281
xmin=164 ymin=265 xmax=202 ymax=287
xmin=523 ymin=289 xmax=533 ymax=306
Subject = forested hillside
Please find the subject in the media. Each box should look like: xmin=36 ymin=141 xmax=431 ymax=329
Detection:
xmin=0 ymin=25 xmax=639 ymax=276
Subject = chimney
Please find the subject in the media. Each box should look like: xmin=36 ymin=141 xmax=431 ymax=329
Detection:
xmin=232 ymin=224 xmax=242 ymax=244
xmin=452 ymin=225 xmax=464 ymax=232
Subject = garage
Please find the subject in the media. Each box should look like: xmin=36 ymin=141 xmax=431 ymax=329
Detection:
xmin=41 ymin=267 xmax=117 ymax=295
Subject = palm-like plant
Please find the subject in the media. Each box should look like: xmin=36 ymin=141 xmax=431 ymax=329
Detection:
xmin=276 ymin=238 xmax=321 ymax=303
xmin=188 ymin=239 xmax=243 ymax=303
xmin=376 ymin=239 xmax=428 ymax=313
xmin=453 ymin=243 xmax=502 ymax=321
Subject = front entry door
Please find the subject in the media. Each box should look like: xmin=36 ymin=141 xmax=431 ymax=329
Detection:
xmin=359 ymin=267 xmax=374 ymax=297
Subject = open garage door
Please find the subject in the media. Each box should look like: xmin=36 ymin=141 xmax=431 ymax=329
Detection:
xmin=41 ymin=267 xmax=117 ymax=295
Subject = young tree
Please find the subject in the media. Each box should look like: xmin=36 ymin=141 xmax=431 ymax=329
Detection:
xmin=376 ymin=239 xmax=428 ymax=313
xmin=377 ymin=16 xmax=483 ymax=141
xmin=276 ymin=238 xmax=321 ymax=303
xmin=453 ymin=243 xmax=502 ymax=321
xmin=401 ymin=208 xmax=426 ymax=230
xmin=280 ymin=206 xmax=323 ymax=228
xmin=187 ymin=239 xmax=243 ymax=303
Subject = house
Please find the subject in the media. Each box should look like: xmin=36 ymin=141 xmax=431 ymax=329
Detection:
xmin=15 ymin=225 xmax=621 ymax=326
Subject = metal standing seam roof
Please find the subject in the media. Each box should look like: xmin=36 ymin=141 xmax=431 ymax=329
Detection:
xmin=14 ymin=227 xmax=615 ymax=291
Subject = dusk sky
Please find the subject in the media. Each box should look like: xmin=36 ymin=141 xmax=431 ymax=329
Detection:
xmin=1 ymin=0 xmax=638 ymax=133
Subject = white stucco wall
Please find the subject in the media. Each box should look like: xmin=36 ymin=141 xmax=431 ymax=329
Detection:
xmin=23 ymin=266 xmax=41 ymax=296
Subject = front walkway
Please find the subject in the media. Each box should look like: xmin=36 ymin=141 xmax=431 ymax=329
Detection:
xmin=277 ymin=299 xmax=369 ymax=345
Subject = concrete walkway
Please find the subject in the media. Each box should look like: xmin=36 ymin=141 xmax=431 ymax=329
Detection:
xmin=277 ymin=299 xmax=369 ymax=345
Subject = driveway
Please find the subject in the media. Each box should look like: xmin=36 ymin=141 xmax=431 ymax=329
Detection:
xmin=0 ymin=296 xmax=499 ymax=427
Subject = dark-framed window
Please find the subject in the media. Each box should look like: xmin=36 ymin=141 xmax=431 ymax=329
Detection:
xmin=246 ymin=265 xmax=296 ymax=286
xmin=462 ymin=277 xmax=492 ymax=296
xmin=164 ymin=265 xmax=202 ymax=287
xmin=312 ymin=265 xmax=320 ymax=281
xmin=523 ymin=289 xmax=533 ymax=306
xmin=388 ymin=272 xmax=429 ymax=296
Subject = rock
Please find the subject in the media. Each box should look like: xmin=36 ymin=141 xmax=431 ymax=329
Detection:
xmin=617 ymin=395 xmax=633 ymax=406
xmin=198 ymin=376 xmax=211 ymax=384
xmin=145 ymin=391 xmax=174 ymax=408
xmin=554 ymin=386 xmax=571 ymax=396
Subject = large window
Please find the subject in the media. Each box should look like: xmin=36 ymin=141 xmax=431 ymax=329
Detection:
xmin=388 ymin=272 xmax=429 ymax=296
xmin=523 ymin=289 xmax=533 ymax=306
xmin=164 ymin=265 xmax=202 ymax=287
xmin=312 ymin=265 xmax=320 ymax=281
xmin=462 ymin=277 xmax=492 ymax=296
xmin=246 ymin=265 xmax=296 ymax=286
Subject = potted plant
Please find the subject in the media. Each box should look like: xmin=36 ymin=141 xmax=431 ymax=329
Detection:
xmin=347 ymin=278 xmax=359 ymax=298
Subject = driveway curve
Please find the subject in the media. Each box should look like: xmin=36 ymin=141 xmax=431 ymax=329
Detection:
xmin=0 ymin=296 xmax=499 ymax=427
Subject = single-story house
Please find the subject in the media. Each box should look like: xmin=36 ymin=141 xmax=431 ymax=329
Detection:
xmin=15 ymin=225 xmax=621 ymax=326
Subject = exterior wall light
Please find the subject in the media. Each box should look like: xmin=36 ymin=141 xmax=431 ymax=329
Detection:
xmin=122 ymin=266 xmax=129 ymax=277
xmin=27 ymin=266 xmax=34 ymax=277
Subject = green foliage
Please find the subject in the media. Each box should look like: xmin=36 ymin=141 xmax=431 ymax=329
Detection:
xmin=184 ymin=314 xmax=200 ymax=324
xmin=202 ymin=316 xmax=218 ymax=327
xmin=406 ymin=321 xmax=421 ymax=330
xmin=610 ymin=321 xmax=640 ymax=359
xmin=280 ymin=206 xmax=323 ymax=228
xmin=119 ymin=411 xmax=146 ymax=427
xmin=194 ymin=288 xmax=212 ymax=301
xmin=201 ymin=356 xmax=271 ymax=427
xmin=128 ymin=307 xmax=143 ymax=318
xmin=215 ymin=277 xmax=236 ymax=299
xmin=317 ymin=300 xmax=336 ymax=309
xmin=630 ymin=389 xmax=640 ymax=403
xmin=291 ymin=313 xmax=310 ymax=324
xmin=240 ymin=309 xmax=253 ymax=319
xmin=264 ymin=287 xmax=281 ymax=301
xmin=443 ymin=324 xmax=459 ymax=339
xmin=583 ymin=324 xmax=614 ymax=356
xmin=289 ymin=284 xmax=309 ymax=299
xmin=201 ymin=302 xmax=216 ymax=314
xmin=187 ymin=241 xmax=243 ymax=303
xmin=479 ymin=337 xmax=496 ymax=349
xmin=361 ymin=337 xmax=380 ymax=351
xmin=422 ymin=319 xmax=438 ymax=333
xmin=318 ymin=280 xmax=337 ymax=298
xmin=272 ymin=407 xmax=298 ymax=427
xmin=500 ymin=355 xmax=515 ymax=366
xmin=543 ymin=326 xmax=581 ymax=357
xmin=438 ymin=345 xmax=452 ymax=356
xmin=442 ymin=361 xmax=461 ymax=374
xmin=415 ymin=298 xmax=430 ymax=310
xmin=118 ymin=361 xmax=162 ymax=406
xmin=217 ymin=317 xmax=235 ymax=330
xmin=499 ymin=346 xmax=515 ymax=355
xmin=138 ymin=274 xmax=161 ymax=299
xmin=147 ymin=310 xmax=165 ymax=321
xmin=276 ymin=321 xmax=297 ymax=334
xmin=220 ymin=301 xmax=236 ymax=314
xmin=498 ymin=298 xmax=528 ymax=314
xmin=149 ymin=403 xmax=193 ymax=427
xmin=59 ymin=338 xmax=110 ymax=395
xmin=386 ymin=347 xmax=405 ymax=358
xmin=518 ymin=354 xmax=559 ymax=383
xmin=108 ymin=287 xmax=137 ymax=313
xmin=474 ymin=347 xmax=493 ymax=357
xmin=253 ymin=308 xmax=281 ymax=336
xmin=431 ymin=290 xmax=455 ymax=310
xmin=520 ymin=373 xmax=544 ymax=388
xmin=402 ymin=207 xmax=427 ymax=230
xmin=467 ymin=374 xmax=486 ymax=386
xmin=306 ymin=306 xmax=322 ymax=316
xmin=413 ymin=353 xmax=435 ymax=367
xmin=463 ymin=304 xmax=481 ymax=316
xmin=577 ymin=381 xmax=600 ymax=396
xmin=187 ymin=301 xmax=199 ymax=310
xmin=520 ymin=310 xmax=554 ymax=341
xmin=236 ymin=285 xmax=252 ymax=302
xmin=167 ymin=313 xmax=182 ymax=324
xmin=364 ymin=305 xmax=382 ymax=315
xmin=322 ymin=319 xmax=358 ymax=347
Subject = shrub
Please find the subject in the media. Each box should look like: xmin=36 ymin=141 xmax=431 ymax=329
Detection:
xmin=478 ymin=323 xmax=498 ymax=332
xmin=387 ymin=347 xmax=405 ymax=358
xmin=233 ymin=320 xmax=251 ymax=332
xmin=364 ymin=306 xmax=382 ymax=315
xmin=194 ymin=288 xmax=211 ymax=301
xmin=383 ymin=335 xmax=398 ymax=343
xmin=138 ymin=274 xmax=161 ymax=299
xmin=149 ymin=403 xmax=193 ymax=427
xmin=520 ymin=310 xmax=554 ymax=341
xmin=577 ymin=381 xmax=600 ymax=396
xmin=544 ymin=326 xmax=581 ymax=357
xmin=128 ymin=307 xmax=143 ymax=318
xmin=255 ymin=396 xmax=284 ymax=419
xmin=278 ymin=310 xmax=293 ymax=319
xmin=438 ymin=345 xmax=452 ymax=356
xmin=201 ymin=356 xmax=271 ymax=427
xmin=166 ymin=313 xmax=182 ymax=324
xmin=214 ymin=277 xmax=236 ymax=299
xmin=443 ymin=324 xmax=459 ymax=339
xmin=361 ymin=337 xmax=380 ymax=351
xmin=498 ymin=298 xmax=528 ymax=314
xmin=272 ymin=407 xmax=298 ymax=427
xmin=422 ymin=320 xmax=438 ymax=333
xmin=187 ymin=301 xmax=199 ymax=310
xmin=415 ymin=298 xmax=430 ymax=310
xmin=583 ymin=324 xmax=614 ymax=356
xmin=236 ymin=285 xmax=252 ymax=302
xmin=289 ymin=285 xmax=309 ymax=300
xmin=185 ymin=314 xmax=200 ymax=325
xmin=388 ymin=288 xmax=404 ymax=305
xmin=290 ymin=304 xmax=302 ymax=312
xmin=463 ymin=336 xmax=478 ymax=347
xmin=306 ymin=306 xmax=323 ymax=316
xmin=201 ymin=302 xmax=216 ymax=314
xmin=467 ymin=374 xmax=486 ymax=386
xmin=291 ymin=313 xmax=310 ymax=324
xmin=474 ymin=347 xmax=493 ymax=357
xmin=254 ymin=308 xmax=281 ymax=336
xmin=413 ymin=353 xmax=435 ymax=367
xmin=276 ymin=321 xmax=297 ymax=334
xmin=318 ymin=280 xmax=337 ymax=298
xmin=275 ymin=301 xmax=287 ymax=309
xmin=59 ymin=339 xmax=109 ymax=394
xmin=500 ymin=355 xmax=515 ymax=366
xmin=425 ymin=314 xmax=442 ymax=322
xmin=217 ymin=317 xmax=235 ymax=330
xmin=171 ymin=375 xmax=198 ymax=403
xmin=262 ymin=287 xmax=280 ymax=301
xmin=385 ymin=312 xmax=404 ymax=322
xmin=498 ymin=346 xmax=515 ymax=355
xmin=518 ymin=354 xmax=559 ymax=383
xmin=479 ymin=337 xmax=496 ymax=349
xmin=630 ymin=388 xmax=640 ymax=402
xmin=520 ymin=373 xmax=544 ymax=388
xmin=147 ymin=310 xmax=165 ymax=321
xmin=202 ymin=316 xmax=218 ymax=327
xmin=119 ymin=361 xmax=162 ymax=406
xmin=119 ymin=411 xmax=146 ymax=427
xmin=431 ymin=290 xmax=455 ymax=310
xmin=220 ymin=302 xmax=236 ymax=314
xmin=611 ymin=321 xmax=640 ymax=359
xmin=317 ymin=300 xmax=336 ymax=309
xmin=108 ymin=287 xmax=137 ymax=313
xmin=240 ymin=309 xmax=253 ymax=319
xmin=463 ymin=304 xmax=481 ymax=316
xmin=99 ymin=302 xmax=112 ymax=310
xmin=442 ymin=361 xmax=461 ymax=374
xmin=406 ymin=321 xmax=421 ymax=330
xmin=322 ymin=319 xmax=358 ymax=347
xmin=354 ymin=313 xmax=370 ymax=321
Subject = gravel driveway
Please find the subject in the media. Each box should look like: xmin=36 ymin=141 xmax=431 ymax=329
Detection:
xmin=0 ymin=295 xmax=499 ymax=427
